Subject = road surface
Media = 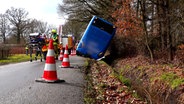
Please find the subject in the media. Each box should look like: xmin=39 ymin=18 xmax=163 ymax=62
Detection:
xmin=0 ymin=55 xmax=85 ymax=104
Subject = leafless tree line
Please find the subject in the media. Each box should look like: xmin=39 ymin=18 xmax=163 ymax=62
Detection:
xmin=135 ymin=0 xmax=184 ymax=61
xmin=0 ymin=7 xmax=55 ymax=44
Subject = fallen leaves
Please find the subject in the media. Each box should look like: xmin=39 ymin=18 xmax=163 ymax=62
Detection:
xmin=85 ymin=55 xmax=184 ymax=104
xmin=88 ymin=60 xmax=147 ymax=104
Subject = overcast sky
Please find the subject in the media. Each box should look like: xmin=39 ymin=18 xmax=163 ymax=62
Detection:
xmin=0 ymin=0 xmax=65 ymax=27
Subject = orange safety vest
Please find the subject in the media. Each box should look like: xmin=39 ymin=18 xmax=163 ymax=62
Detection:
xmin=58 ymin=44 xmax=63 ymax=50
xmin=42 ymin=45 xmax=48 ymax=52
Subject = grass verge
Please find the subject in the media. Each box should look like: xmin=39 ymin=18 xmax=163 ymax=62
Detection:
xmin=83 ymin=59 xmax=96 ymax=104
xmin=0 ymin=54 xmax=32 ymax=65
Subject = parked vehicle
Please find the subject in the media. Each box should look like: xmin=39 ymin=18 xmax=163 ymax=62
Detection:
xmin=61 ymin=35 xmax=75 ymax=54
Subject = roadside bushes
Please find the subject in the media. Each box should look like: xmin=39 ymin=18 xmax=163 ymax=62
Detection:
xmin=9 ymin=46 xmax=25 ymax=54
xmin=0 ymin=45 xmax=10 ymax=59
xmin=0 ymin=44 xmax=25 ymax=59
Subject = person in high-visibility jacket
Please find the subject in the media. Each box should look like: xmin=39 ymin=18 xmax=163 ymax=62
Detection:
xmin=25 ymin=44 xmax=29 ymax=55
xmin=51 ymin=29 xmax=59 ymax=59
xmin=42 ymin=45 xmax=47 ymax=60
xmin=42 ymin=34 xmax=49 ymax=60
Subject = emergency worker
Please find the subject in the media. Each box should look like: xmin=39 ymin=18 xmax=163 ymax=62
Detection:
xmin=25 ymin=44 xmax=29 ymax=55
xmin=58 ymin=42 xmax=63 ymax=55
xmin=42 ymin=34 xmax=49 ymax=60
xmin=35 ymin=33 xmax=43 ymax=61
xmin=51 ymin=29 xmax=59 ymax=59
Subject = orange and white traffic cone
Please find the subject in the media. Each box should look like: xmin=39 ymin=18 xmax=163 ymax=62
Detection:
xmin=60 ymin=45 xmax=71 ymax=68
xmin=59 ymin=49 xmax=63 ymax=61
xmin=35 ymin=39 xmax=65 ymax=83
xmin=73 ymin=48 xmax=76 ymax=55
xmin=70 ymin=48 xmax=76 ymax=56
xmin=74 ymin=48 xmax=76 ymax=55
xmin=70 ymin=49 xmax=74 ymax=56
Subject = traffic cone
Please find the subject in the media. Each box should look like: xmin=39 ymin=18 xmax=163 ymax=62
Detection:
xmin=73 ymin=48 xmax=76 ymax=55
xmin=35 ymin=39 xmax=65 ymax=83
xmin=60 ymin=45 xmax=71 ymax=68
xmin=70 ymin=49 xmax=74 ymax=56
xmin=59 ymin=49 xmax=63 ymax=61
xmin=70 ymin=48 xmax=76 ymax=56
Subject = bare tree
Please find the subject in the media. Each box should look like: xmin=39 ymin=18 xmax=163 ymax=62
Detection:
xmin=62 ymin=20 xmax=86 ymax=40
xmin=36 ymin=20 xmax=48 ymax=33
xmin=58 ymin=0 xmax=114 ymax=39
xmin=58 ymin=0 xmax=114 ymax=23
xmin=0 ymin=13 xmax=9 ymax=43
xmin=24 ymin=19 xmax=36 ymax=34
xmin=26 ymin=19 xmax=48 ymax=33
xmin=137 ymin=0 xmax=184 ymax=61
xmin=5 ymin=7 xmax=29 ymax=44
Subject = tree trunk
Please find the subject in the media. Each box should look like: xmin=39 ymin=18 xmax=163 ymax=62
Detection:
xmin=156 ymin=0 xmax=162 ymax=49
xmin=166 ymin=0 xmax=173 ymax=61
xmin=2 ymin=32 xmax=6 ymax=43
xmin=17 ymin=30 xmax=21 ymax=44
xmin=141 ymin=0 xmax=154 ymax=61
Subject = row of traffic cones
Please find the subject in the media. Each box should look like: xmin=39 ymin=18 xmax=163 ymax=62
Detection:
xmin=35 ymin=39 xmax=74 ymax=83
xmin=59 ymin=47 xmax=76 ymax=61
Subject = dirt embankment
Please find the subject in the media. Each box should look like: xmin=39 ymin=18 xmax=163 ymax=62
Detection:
xmin=85 ymin=55 xmax=184 ymax=104
xmin=112 ymin=55 xmax=184 ymax=104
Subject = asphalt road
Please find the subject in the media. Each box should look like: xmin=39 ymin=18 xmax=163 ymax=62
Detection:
xmin=0 ymin=55 xmax=85 ymax=104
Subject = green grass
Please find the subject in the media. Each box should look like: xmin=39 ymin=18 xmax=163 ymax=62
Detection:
xmin=0 ymin=54 xmax=33 ymax=65
xmin=161 ymin=72 xmax=184 ymax=89
xmin=117 ymin=74 xmax=131 ymax=87
xmin=113 ymin=71 xmax=131 ymax=87
xmin=84 ymin=59 xmax=89 ymax=67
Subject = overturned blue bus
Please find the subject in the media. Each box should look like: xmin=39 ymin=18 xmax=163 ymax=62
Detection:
xmin=76 ymin=16 xmax=116 ymax=60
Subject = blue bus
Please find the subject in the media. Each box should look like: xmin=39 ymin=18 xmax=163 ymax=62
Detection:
xmin=76 ymin=16 xmax=116 ymax=60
